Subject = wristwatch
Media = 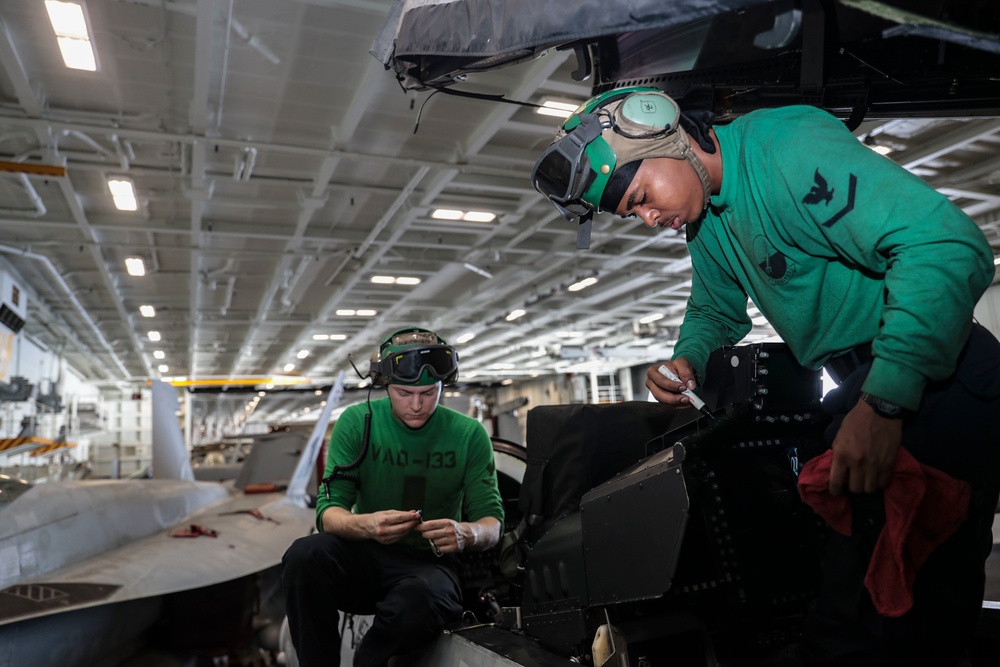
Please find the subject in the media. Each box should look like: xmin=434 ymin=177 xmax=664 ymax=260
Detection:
xmin=859 ymin=392 xmax=906 ymax=419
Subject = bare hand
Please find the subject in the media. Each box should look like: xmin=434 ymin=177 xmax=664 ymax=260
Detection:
xmin=646 ymin=357 xmax=698 ymax=407
xmin=828 ymin=400 xmax=903 ymax=495
xmin=416 ymin=517 xmax=468 ymax=554
xmin=362 ymin=509 xmax=422 ymax=544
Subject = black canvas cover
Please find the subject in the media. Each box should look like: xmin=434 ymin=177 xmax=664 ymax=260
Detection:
xmin=518 ymin=401 xmax=687 ymax=541
xmin=372 ymin=1 xmax=1000 ymax=119
xmin=371 ymin=0 xmax=771 ymax=89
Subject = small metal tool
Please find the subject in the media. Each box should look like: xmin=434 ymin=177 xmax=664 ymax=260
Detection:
xmin=416 ymin=509 xmax=443 ymax=557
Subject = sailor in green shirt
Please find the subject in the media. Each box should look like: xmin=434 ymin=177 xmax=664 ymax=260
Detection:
xmin=282 ymin=327 xmax=504 ymax=667
xmin=531 ymin=88 xmax=1000 ymax=666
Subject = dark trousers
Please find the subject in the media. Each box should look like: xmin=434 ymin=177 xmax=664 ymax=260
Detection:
xmin=281 ymin=533 xmax=464 ymax=667
xmin=800 ymin=323 xmax=1000 ymax=667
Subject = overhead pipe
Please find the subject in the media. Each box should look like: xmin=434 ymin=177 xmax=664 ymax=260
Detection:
xmin=0 ymin=132 xmax=50 ymax=217
xmin=219 ymin=276 xmax=236 ymax=316
xmin=119 ymin=0 xmax=280 ymax=64
xmin=64 ymin=130 xmax=114 ymax=157
xmin=0 ymin=173 xmax=45 ymax=217
xmin=0 ymin=244 xmax=131 ymax=379
xmin=241 ymin=147 xmax=257 ymax=181
xmin=111 ymin=134 xmax=130 ymax=171
xmin=204 ymin=257 xmax=236 ymax=280
xmin=280 ymin=255 xmax=314 ymax=308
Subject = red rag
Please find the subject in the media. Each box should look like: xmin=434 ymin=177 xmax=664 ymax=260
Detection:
xmin=798 ymin=448 xmax=970 ymax=617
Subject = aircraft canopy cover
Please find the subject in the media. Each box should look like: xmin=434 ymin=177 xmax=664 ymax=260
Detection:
xmin=371 ymin=0 xmax=772 ymax=90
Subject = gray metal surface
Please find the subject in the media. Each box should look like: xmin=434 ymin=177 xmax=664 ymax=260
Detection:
xmin=581 ymin=444 xmax=689 ymax=605
xmin=412 ymin=624 xmax=579 ymax=667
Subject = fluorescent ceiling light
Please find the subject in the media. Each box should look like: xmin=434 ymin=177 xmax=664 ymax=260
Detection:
xmin=334 ymin=310 xmax=377 ymax=317
xmin=45 ymin=1 xmax=89 ymax=38
xmin=371 ymin=275 xmax=421 ymax=286
xmin=313 ymin=333 xmax=348 ymax=340
xmin=125 ymin=257 xmax=145 ymax=276
xmin=568 ymin=276 xmax=598 ymax=292
xmin=500 ymin=378 xmax=515 ymax=385
xmin=108 ymin=178 xmax=138 ymax=211
xmin=462 ymin=211 xmax=496 ymax=223
xmin=505 ymin=309 xmax=526 ymax=322
xmin=139 ymin=305 xmax=155 ymax=317
xmin=45 ymin=1 xmax=98 ymax=71
xmin=432 ymin=208 xmax=463 ymax=220
xmin=639 ymin=313 xmax=664 ymax=324
xmin=432 ymin=208 xmax=496 ymax=223
xmin=158 ymin=364 xmax=169 ymax=373
xmin=296 ymin=350 xmax=310 ymax=359
xmin=556 ymin=331 xmax=583 ymax=338
xmin=283 ymin=363 xmax=295 ymax=372
xmin=56 ymin=37 xmax=97 ymax=71
xmin=147 ymin=331 xmax=161 ymax=342
xmin=536 ymin=100 xmax=578 ymax=118
xmin=153 ymin=350 xmax=165 ymax=359
xmin=456 ymin=332 xmax=476 ymax=344
xmin=860 ymin=134 xmax=893 ymax=156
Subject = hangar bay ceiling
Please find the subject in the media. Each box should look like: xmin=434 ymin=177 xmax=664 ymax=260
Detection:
xmin=0 ymin=0 xmax=998 ymax=426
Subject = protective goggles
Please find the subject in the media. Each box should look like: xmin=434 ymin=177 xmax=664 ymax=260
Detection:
xmin=531 ymin=112 xmax=606 ymax=220
xmin=378 ymin=345 xmax=459 ymax=384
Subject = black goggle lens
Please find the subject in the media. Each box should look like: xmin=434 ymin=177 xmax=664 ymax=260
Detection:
xmin=532 ymin=113 xmax=606 ymax=210
xmin=384 ymin=346 xmax=458 ymax=383
xmin=533 ymin=149 xmax=575 ymax=201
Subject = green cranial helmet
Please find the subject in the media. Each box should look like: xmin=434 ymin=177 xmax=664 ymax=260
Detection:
xmin=530 ymin=86 xmax=712 ymax=247
xmin=370 ymin=327 xmax=459 ymax=386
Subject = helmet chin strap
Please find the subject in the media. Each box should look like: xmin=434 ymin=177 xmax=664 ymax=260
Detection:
xmin=681 ymin=143 xmax=713 ymax=209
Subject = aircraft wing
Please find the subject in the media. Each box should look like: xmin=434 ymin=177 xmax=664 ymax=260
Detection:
xmin=0 ymin=489 xmax=313 ymax=626
xmin=0 ymin=372 xmax=344 ymax=627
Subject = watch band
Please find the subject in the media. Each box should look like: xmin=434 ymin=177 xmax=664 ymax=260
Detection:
xmin=860 ymin=392 xmax=906 ymax=419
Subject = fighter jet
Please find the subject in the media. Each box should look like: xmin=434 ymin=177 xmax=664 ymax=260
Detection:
xmin=0 ymin=373 xmax=345 ymax=666
xmin=373 ymin=0 xmax=1000 ymax=119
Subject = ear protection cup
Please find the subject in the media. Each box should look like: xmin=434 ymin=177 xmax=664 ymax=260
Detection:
xmin=610 ymin=91 xmax=681 ymax=139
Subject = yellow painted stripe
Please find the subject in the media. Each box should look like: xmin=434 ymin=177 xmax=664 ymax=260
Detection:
xmin=0 ymin=160 xmax=68 ymax=177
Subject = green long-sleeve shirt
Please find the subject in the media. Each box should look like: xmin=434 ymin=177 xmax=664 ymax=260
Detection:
xmin=316 ymin=397 xmax=504 ymax=551
xmin=674 ymin=105 xmax=994 ymax=410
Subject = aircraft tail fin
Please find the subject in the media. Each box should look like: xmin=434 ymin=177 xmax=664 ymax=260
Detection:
xmin=150 ymin=379 xmax=194 ymax=481
xmin=285 ymin=371 xmax=345 ymax=506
